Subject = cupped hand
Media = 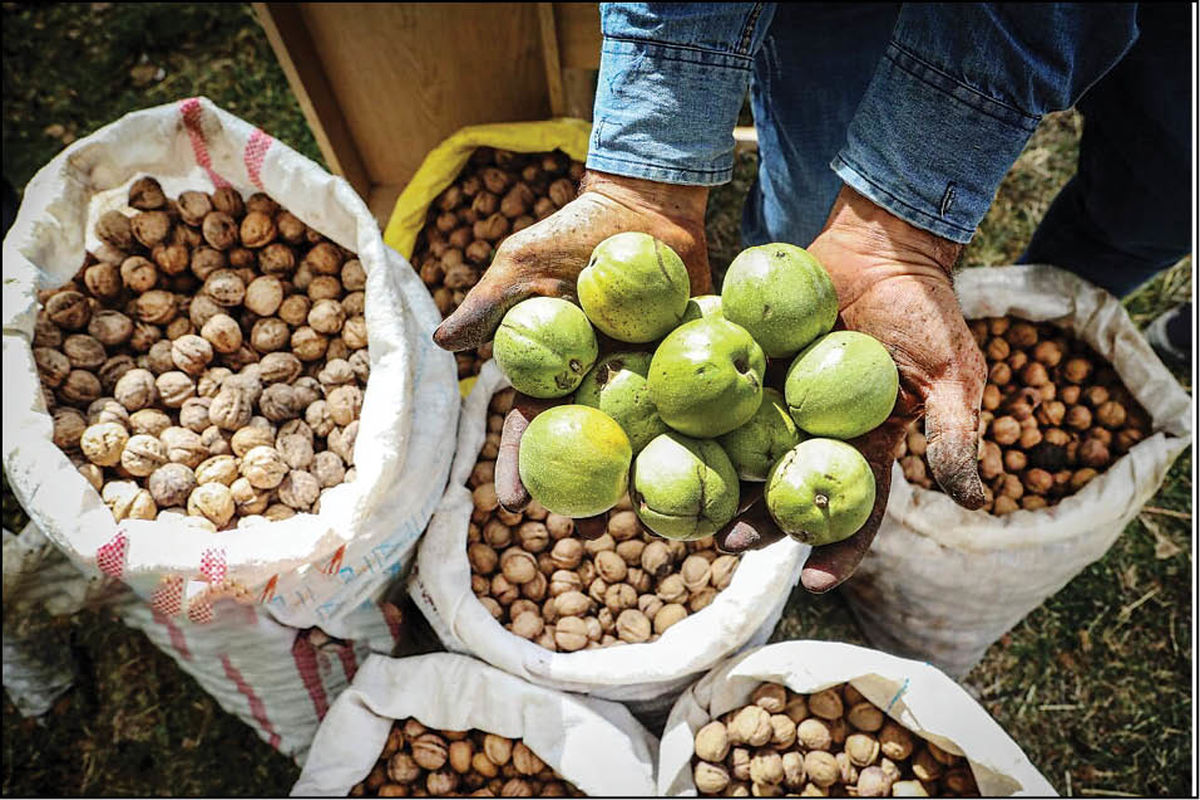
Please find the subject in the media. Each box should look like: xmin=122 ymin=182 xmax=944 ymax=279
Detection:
xmin=720 ymin=185 xmax=987 ymax=593
xmin=436 ymin=170 xmax=709 ymax=534
xmin=433 ymin=171 xmax=711 ymax=353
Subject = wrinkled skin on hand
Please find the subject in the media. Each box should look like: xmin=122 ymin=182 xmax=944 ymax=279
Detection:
xmin=720 ymin=186 xmax=987 ymax=592
xmin=433 ymin=172 xmax=711 ymax=353
xmin=434 ymin=175 xmax=987 ymax=594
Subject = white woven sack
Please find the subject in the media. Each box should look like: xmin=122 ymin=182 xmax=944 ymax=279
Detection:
xmin=291 ymin=652 xmax=659 ymax=797
xmin=118 ymin=592 xmax=382 ymax=762
xmin=659 ymin=641 xmax=1055 ymax=796
xmin=2 ymin=519 xmax=391 ymax=760
xmin=842 ymin=265 xmax=1193 ymax=678
xmin=3 ymin=521 xmax=129 ymax=717
xmin=408 ymin=359 xmax=807 ymax=713
xmin=1 ymin=97 xmax=459 ymax=636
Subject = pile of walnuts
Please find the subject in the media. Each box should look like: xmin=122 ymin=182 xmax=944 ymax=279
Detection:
xmin=36 ymin=176 xmax=368 ymax=530
xmin=899 ymin=317 xmax=1152 ymax=515
xmin=350 ymin=717 xmax=584 ymax=797
xmin=410 ymin=147 xmax=584 ymax=378
xmin=691 ymin=681 xmax=979 ymax=798
xmin=465 ymin=389 xmax=741 ymax=652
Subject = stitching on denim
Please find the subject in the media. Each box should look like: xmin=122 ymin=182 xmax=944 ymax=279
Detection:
xmin=604 ymin=44 xmax=753 ymax=75
xmin=603 ymin=36 xmax=754 ymax=66
xmin=736 ymin=3 xmax=768 ymax=55
xmin=886 ymin=42 xmax=1041 ymax=129
xmin=835 ymin=154 xmax=974 ymax=237
xmin=588 ymin=151 xmax=733 ymax=176
xmin=940 ymin=183 xmax=956 ymax=218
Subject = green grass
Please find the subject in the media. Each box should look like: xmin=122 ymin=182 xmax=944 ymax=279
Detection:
xmin=2 ymin=3 xmax=322 ymax=191
xmin=3 ymin=5 xmax=1193 ymax=798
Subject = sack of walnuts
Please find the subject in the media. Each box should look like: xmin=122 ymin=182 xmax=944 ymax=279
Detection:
xmin=658 ymin=641 xmax=1055 ymax=797
xmin=382 ymin=119 xmax=591 ymax=261
xmin=2 ymin=97 xmax=459 ymax=635
xmin=381 ymin=119 xmax=592 ymax=382
xmin=291 ymin=651 xmax=658 ymax=796
xmin=407 ymin=360 xmax=807 ymax=717
xmin=842 ymin=265 xmax=1192 ymax=678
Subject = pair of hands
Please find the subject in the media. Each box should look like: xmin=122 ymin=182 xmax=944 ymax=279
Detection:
xmin=433 ymin=171 xmax=987 ymax=593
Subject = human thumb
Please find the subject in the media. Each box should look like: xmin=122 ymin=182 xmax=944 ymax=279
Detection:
xmin=923 ymin=374 xmax=987 ymax=510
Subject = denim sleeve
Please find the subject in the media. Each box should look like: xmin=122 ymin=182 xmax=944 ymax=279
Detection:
xmin=832 ymin=4 xmax=1140 ymax=243
xmin=588 ymin=3 xmax=776 ymax=185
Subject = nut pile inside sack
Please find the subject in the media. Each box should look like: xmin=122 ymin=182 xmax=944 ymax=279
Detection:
xmin=691 ymin=681 xmax=980 ymax=797
xmin=466 ymin=389 xmax=743 ymax=651
xmin=350 ymin=717 xmax=585 ymax=797
xmin=900 ymin=317 xmax=1152 ymax=514
xmin=409 ymin=147 xmax=584 ymax=378
xmin=36 ymin=176 xmax=368 ymax=529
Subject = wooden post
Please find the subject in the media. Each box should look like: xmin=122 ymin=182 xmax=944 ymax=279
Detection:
xmin=253 ymin=3 xmax=370 ymax=198
xmin=538 ymin=3 xmax=566 ymax=118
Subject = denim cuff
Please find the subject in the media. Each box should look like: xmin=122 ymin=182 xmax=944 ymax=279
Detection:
xmin=587 ymin=37 xmax=753 ymax=186
xmin=832 ymin=42 xmax=1041 ymax=244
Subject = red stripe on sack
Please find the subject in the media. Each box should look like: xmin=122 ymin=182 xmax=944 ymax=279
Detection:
xmin=152 ymin=607 xmax=193 ymax=661
xmin=95 ymin=529 xmax=128 ymax=578
xmin=323 ymin=545 xmax=346 ymax=576
xmin=151 ymin=575 xmax=185 ymax=619
xmin=244 ymin=129 xmax=274 ymax=191
xmin=221 ymin=653 xmax=281 ymax=749
xmin=199 ymin=547 xmax=227 ymax=584
xmin=186 ymin=590 xmax=215 ymax=625
xmin=291 ymin=633 xmax=330 ymax=721
xmin=336 ymin=642 xmax=358 ymax=683
xmin=179 ymin=98 xmax=230 ymax=189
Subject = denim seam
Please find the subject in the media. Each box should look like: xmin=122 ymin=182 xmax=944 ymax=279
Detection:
xmin=736 ymin=3 xmax=768 ymax=55
xmin=602 ymin=37 xmax=754 ymax=69
xmin=833 ymin=153 xmax=976 ymax=238
xmin=587 ymin=151 xmax=733 ymax=177
xmin=885 ymin=42 xmax=1041 ymax=132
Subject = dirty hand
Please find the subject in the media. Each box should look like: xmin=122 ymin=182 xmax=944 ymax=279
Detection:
xmin=433 ymin=171 xmax=711 ymax=352
xmin=719 ymin=185 xmax=988 ymax=593
xmin=434 ymin=171 xmax=709 ymax=534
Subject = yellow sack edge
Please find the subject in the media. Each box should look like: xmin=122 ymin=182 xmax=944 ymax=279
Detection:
xmin=383 ymin=118 xmax=592 ymax=259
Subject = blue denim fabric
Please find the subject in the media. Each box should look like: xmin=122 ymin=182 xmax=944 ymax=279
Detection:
xmin=589 ymin=3 xmax=776 ymax=184
xmin=832 ymin=4 xmax=1139 ymax=243
xmin=742 ymin=3 xmax=899 ymax=248
xmin=1019 ymin=3 xmax=1192 ymax=297
xmin=591 ymin=3 xmax=1142 ymax=244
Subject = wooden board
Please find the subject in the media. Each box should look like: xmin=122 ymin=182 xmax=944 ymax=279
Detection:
xmin=556 ymin=3 xmax=602 ymax=70
xmin=257 ymin=5 xmax=551 ymax=199
xmin=256 ymin=3 xmax=604 ymax=226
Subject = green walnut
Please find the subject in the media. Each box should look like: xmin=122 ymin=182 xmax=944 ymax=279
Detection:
xmin=784 ymin=330 xmax=898 ymax=439
xmin=721 ymin=243 xmax=838 ymax=358
xmin=647 ymin=317 xmax=766 ymax=438
xmin=631 ymin=432 xmax=740 ymax=541
xmin=765 ymin=438 xmax=875 ymax=547
xmin=680 ymin=294 xmax=724 ymax=324
xmin=518 ymin=404 xmax=632 ymax=518
xmin=574 ymin=351 xmax=668 ymax=454
xmin=577 ymin=232 xmax=691 ymax=343
xmin=717 ymin=388 xmax=803 ymax=481
xmin=493 ymin=297 xmax=598 ymax=398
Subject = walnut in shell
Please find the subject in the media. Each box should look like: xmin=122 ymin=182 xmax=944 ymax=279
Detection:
xmin=204 ymin=269 xmax=246 ymax=307
xmin=88 ymin=310 xmax=134 ymax=347
xmin=155 ymin=371 xmax=196 ymax=408
xmin=54 ymin=372 xmax=88 ymax=406
xmin=161 ymin=426 xmax=209 ymax=469
xmin=121 ymin=433 xmax=168 ymax=477
xmin=188 ymin=483 xmax=235 ymax=527
xmin=241 ymin=445 xmax=288 ymax=489
xmin=45 ymin=290 xmax=92 ymax=330
xmin=80 ymin=422 xmax=129 ymax=467
xmin=209 ymin=386 xmax=254 ymax=431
